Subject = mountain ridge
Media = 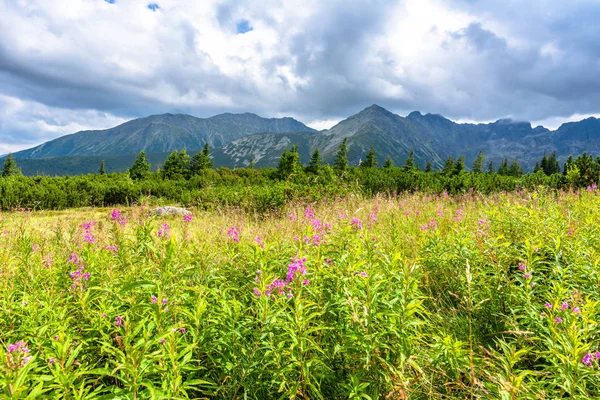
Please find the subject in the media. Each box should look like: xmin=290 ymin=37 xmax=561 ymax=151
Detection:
xmin=8 ymin=105 xmax=600 ymax=175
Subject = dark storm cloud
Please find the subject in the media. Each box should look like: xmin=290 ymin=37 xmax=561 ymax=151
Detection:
xmin=2 ymin=0 xmax=600 ymax=153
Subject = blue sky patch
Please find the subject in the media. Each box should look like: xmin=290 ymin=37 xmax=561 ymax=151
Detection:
xmin=147 ymin=3 xmax=159 ymax=11
xmin=105 ymin=0 xmax=116 ymax=4
xmin=236 ymin=20 xmax=253 ymax=34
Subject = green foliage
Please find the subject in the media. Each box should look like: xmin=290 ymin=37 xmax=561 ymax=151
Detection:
xmin=425 ymin=160 xmax=433 ymax=172
xmin=161 ymin=150 xmax=190 ymax=180
xmin=333 ymin=138 xmax=349 ymax=173
xmin=2 ymin=154 xmax=21 ymax=177
xmin=190 ymin=143 xmax=213 ymax=174
xmin=2 ymin=188 xmax=600 ymax=397
xmin=307 ymin=148 xmax=323 ymax=174
xmin=472 ymin=151 xmax=485 ymax=173
xmin=129 ymin=151 xmax=151 ymax=180
xmin=360 ymin=146 xmax=378 ymax=168
xmin=383 ymin=156 xmax=394 ymax=168
xmin=508 ymin=158 xmax=524 ymax=177
xmin=99 ymin=160 xmax=106 ymax=175
xmin=404 ymin=149 xmax=417 ymax=171
xmin=277 ymin=145 xmax=302 ymax=180
xmin=442 ymin=156 xmax=455 ymax=174
xmin=498 ymin=157 xmax=510 ymax=175
xmin=454 ymin=154 xmax=466 ymax=175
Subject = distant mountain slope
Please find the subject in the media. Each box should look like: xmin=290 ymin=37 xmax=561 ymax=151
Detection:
xmin=13 ymin=113 xmax=316 ymax=159
xmin=9 ymin=105 xmax=600 ymax=175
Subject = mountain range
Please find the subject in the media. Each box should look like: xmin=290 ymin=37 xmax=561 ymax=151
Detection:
xmin=8 ymin=105 xmax=600 ymax=175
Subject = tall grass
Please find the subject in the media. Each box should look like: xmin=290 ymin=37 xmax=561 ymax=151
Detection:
xmin=0 ymin=188 xmax=599 ymax=398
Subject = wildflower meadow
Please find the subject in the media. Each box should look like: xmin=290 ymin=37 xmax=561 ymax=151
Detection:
xmin=1 ymin=188 xmax=599 ymax=398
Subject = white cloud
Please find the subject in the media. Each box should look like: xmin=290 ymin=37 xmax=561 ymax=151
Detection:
xmin=307 ymin=119 xmax=342 ymax=131
xmin=1 ymin=0 xmax=600 ymax=152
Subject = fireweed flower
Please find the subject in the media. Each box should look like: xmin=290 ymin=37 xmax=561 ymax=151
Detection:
xmin=6 ymin=340 xmax=31 ymax=368
xmin=263 ymin=258 xmax=308 ymax=298
xmin=311 ymin=218 xmax=322 ymax=231
xmin=104 ymin=244 xmax=119 ymax=254
xmin=115 ymin=316 xmax=123 ymax=327
xmin=79 ymin=221 xmax=96 ymax=243
xmin=561 ymin=302 xmax=569 ymax=310
xmin=183 ymin=214 xmax=192 ymax=223
xmin=157 ymin=223 xmax=171 ymax=239
xmin=111 ymin=209 xmax=121 ymax=221
xmin=582 ymin=353 xmax=594 ymax=367
xmin=288 ymin=212 xmax=297 ymax=221
xmin=111 ymin=209 xmax=127 ymax=225
xmin=555 ymin=316 xmax=563 ymax=323
xmin=255 ymin=236 xmax=265 ymax=248
xmin=253 ymin=288 xmax=262 ymax=297
xmin=354 ymin=271 xmax=368 ymax=278
xmin=351 ymin=218 xmax=363 ymax=230
xmin=151 ymin=295 xmax=158 ymax=304
xmin=572 ymin=306 xmax=581 ymax=314
xmin=43 ymin=254 xmax=54 ymax=268
xmin=519 ymin=263 xmax=527 ymax=271
xmin=69 ymin=260 xmax=90 ymax=292
xmin=304 ymin=206 xmax=315 ymax=220
xmin=68 ymin=253 xmax=80 ymax=265
xmin=455 ymin=209 xmax=465 ymax=221
xmin=544 ymin=302 xmax=552 ymax=309
xmin=302 ymin=279 xmax=309 ymax=286
xmin=162 ymin=298 xmax=168 ymax=305
xmin=312 ymin=234 xmax=322 ymax=246
xmin=524 ymin=273 xmax=531 ymax=279
xmin=227 ymin=227 xmax=239 ymax=242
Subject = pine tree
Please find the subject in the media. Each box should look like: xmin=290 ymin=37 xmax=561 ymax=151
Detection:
xmin=1 ymin=154 xmax=21 ymax=177
xmin=442 ymin=156 xmax=455 ymax=174
xmin=533 ymin=161 xmax=541 ymax=173
xmin=488 ymin=161 xmax=495 ymax=174
xmin=307 ymin=148 xmax=323 ymax=174
xmin=99 ymin=160 xmax=106 ymax=175
xmin=333 ymin=138 xmax=349 ymax=172
xmin=471 ymin=151 xmax=485 ymax=173
xmin=161 ymin=150 xmax=190 ymax=180
xmin=454 ymin=155 xmax=466 ymax=174
xmin=563 ymin=155 xmax=574 ymax=176
xmin=248 ymin=156 xmax=255 ymax=169
xmin=383 ymin=156 xmax=394 ymax=168
xmin=425 ymin=160 xmax=432 ymax=172
xmin=129 ymin=151 xmax=151 ymax=180
xmin=361 ymin=147 xmax=377 ymax=168
xmin=540 ymin=153 xmax=549 ymax=175
xmin=498 ymin=158 xmax=509 ymax=175
xmin=508 ymin=158 xmax=524 ymax=177
xmin=404 ymin=150 xmax=417 ymax=171
xmin=548 ymin=151 xmax=560 ymax=174
xmin=190 ymin=143 xmax=213 ymax=174
xmin=277 ymin=145 xmax=301 ymax=179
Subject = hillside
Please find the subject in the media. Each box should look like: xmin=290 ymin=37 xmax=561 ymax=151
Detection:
xmin=9 ymin=105 xmax=600 ymax=175
xmin=12 ymin=113 xmax=315 ymax=159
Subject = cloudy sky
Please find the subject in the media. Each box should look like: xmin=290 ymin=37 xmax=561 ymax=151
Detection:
xmin=2 ymin=0 xmax=600 ymax=154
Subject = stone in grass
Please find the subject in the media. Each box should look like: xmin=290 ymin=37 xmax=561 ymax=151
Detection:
xmin=148 ymin=206 xmax=191 ymax=217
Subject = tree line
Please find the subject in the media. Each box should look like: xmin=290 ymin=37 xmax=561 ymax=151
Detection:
xmin=1 ymin=143 xmax=599 ymax=211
